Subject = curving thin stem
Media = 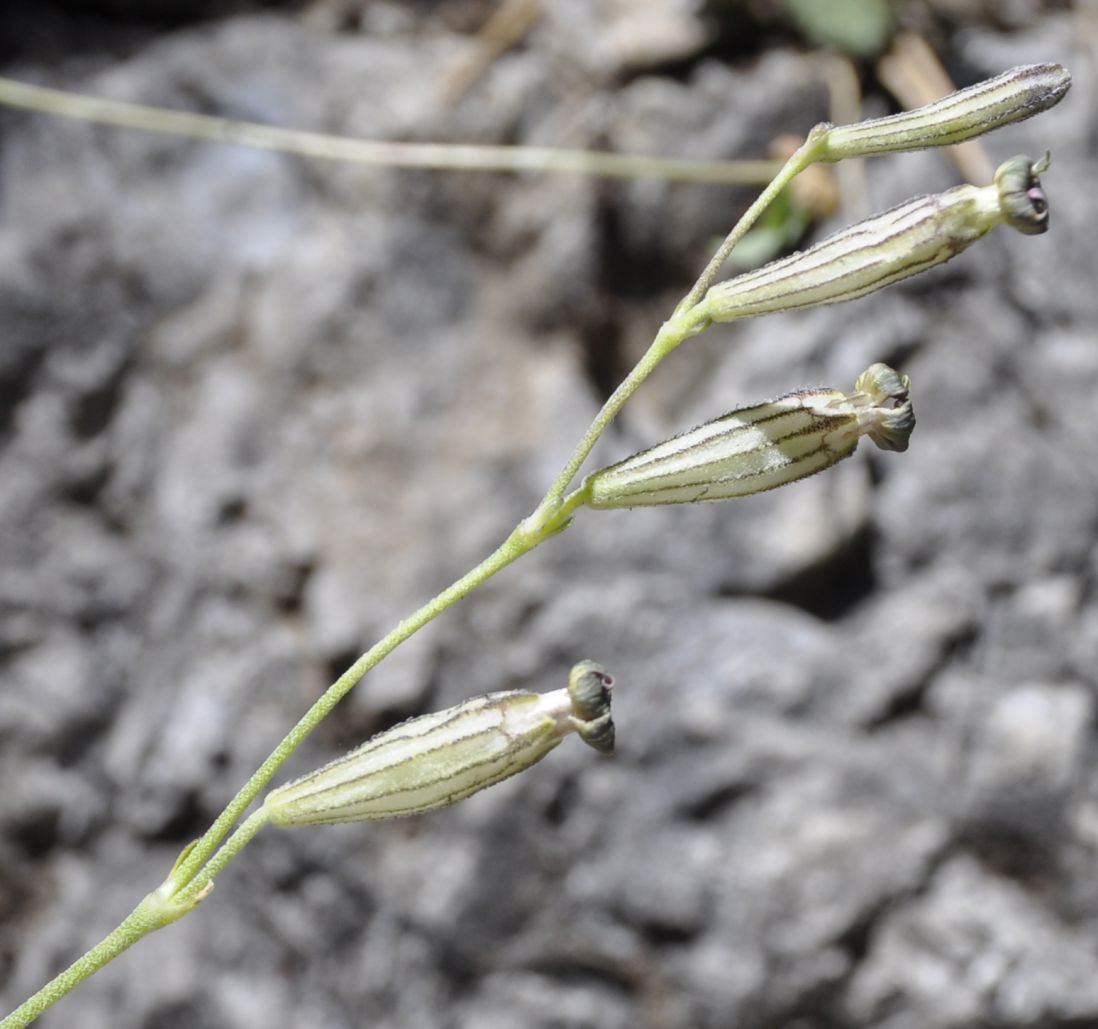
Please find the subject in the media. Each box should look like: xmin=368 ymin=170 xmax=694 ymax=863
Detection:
xmin=534 ymin=315 xmax=702 ymax=513
xmin=675 ymin=129 xmax=827 ymax=315
xmin=173 ymin=809 xmax=271 ymax=905
xmin=0 ymin=116 xmax=831 ymax=1029
xmin=5 ymin=60 xmax=1067 ymax=1026
xmin=0 ymin=77 xmax=782 ymax=187
xmin=536 ymin=131 xmax=828 ymax=509
xmin=0 ymin=812 xmax=270 ymax=1029
xmin=167 ymin=524 xmax=543 ymax=892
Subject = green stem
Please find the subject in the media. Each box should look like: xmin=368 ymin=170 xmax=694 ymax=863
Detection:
xmin=0 ymin=908 xmax=158 ymax=1029
xmin=174 ymin=809 xmax=271 ymax=906
xmin=675 ymin=126 xmax=827 ymax=315
xmin=536 ymin=317 xmax=701 ymax=510
xmin=536 ymin=131 xmax=829 ymax=508
xmin=0 ymin=865 xmax=224 ymax=1029
xmin=168 ymin=523 xmax=544 ymax=892
xmin=1 ymin=521 xmax=556 ymax=1027
xmin=0 ymin=115 xmax=827 ymax=1029
xmin=0 ymin=807 xmax=268 ymax=1029
xmin=0 ymin=77 xmax=783 ymax=187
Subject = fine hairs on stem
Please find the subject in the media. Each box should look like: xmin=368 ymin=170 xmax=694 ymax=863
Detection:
xmin=0 ymin=61 xmax=1070 ymax=1028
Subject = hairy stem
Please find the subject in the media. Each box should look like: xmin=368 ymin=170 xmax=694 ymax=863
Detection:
xmin=536 ymin=316 xmax=701 ymax=510
xmin=0 ymin=55 xmax=1072 ymax=1028
xmin=537 ymin=133 xmax=826 ymax=507
xmin=0 ymin=907 xmax=161 ymax=1029
xmin=168 ymin=524 xmax=545 ymax=892
xmin=675 ymin=128 xmax=826 ymax=314
xmin=1 ymin=515 xmax=567 ymax=1027
xmin=174 ymin=810 xmax=271 ymax=905
xmin=0 ymin=116 xmax=831 ymax=1029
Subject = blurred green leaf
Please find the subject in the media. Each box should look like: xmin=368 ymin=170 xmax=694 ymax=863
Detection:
xmin=784 ymin=0 xmax=894 ymax=57
xmin=721 ymin=190 xmax=813 ymax=273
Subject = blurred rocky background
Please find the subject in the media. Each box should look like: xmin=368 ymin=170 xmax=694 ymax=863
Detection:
xmin=1 ymin=1 xmax=1096 ymax=1026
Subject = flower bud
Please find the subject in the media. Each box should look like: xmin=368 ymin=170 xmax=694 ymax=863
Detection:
xmin=820 ymin=63 xmax=1070 ymax=161
xmin=699 ymin=154 xmax=1050 ymax=324
xmin=263 ymin=662 xmax=615 ymax=827
xmin=583 ymin=363 xmax=912 ymax=508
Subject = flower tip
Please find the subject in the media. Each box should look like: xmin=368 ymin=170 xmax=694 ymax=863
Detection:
xmin=820 ymin=62 xmax=1071 ymax=161
xmin=853 ymin=363 xmax=914 ymax=453
xmin=568 ymin=660 xmax=615 ymax=754
xmin=995 ymin=153 xmax=1051 ymax=235
xmin=1029 ymin=62 xmax=1072 ymax=105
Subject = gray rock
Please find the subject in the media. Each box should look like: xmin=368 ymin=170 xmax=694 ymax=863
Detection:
xmin=0 ymin=6 xmax=1094 ymax=1029
xmin=846 ymin=855 xmax=1098 ymax=1027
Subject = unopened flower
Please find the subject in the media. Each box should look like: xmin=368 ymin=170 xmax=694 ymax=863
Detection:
xmin=820 ymin=63 xmax=1070 ymax=160
xmin=583 ymin=363 xmax=912 ymax=508
xmin=263 ymin=661 xmax=614 ymax=827
xmin=700 ymin=154 xmax=1053 ymax=323
xmin=994 ymin=151 xmax=1051 ymax=235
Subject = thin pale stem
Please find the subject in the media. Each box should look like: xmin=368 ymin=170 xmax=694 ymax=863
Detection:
xmin=0 ymin=77 xmax=782 ymax=186
xmin=2 ymin=919 xmax=148 ymax=1029
xmin=0 ymin=57 xmax=1071 ymax=1028
xmin=0 ymin=812 xmax=269 ymax=1029
xmin=174 ymin=809 xmax=271 ymax=904
xmin=0 ymin=525 xmax=552 ymax=1028
xmin=536 ymin=318 xmax=698 ymax=511
xmin=0 ymin=115 xmax=821 ymax=1029
xmin=0 ymin=902 xmax=163 ymax=1029
xmin=536 ymin=132 xmax=827 ymax=507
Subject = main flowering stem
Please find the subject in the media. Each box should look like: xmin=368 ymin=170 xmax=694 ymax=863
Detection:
xmin=1 ymin=61 xmax=1070 ymax=1029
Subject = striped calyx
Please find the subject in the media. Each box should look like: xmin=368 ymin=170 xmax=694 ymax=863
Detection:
xmin=263 ymin=662 xmax=615 ymax=828
xmin=700 ymin=154 xmax=1051 ymax=325
xmin=820 ymin=63 xmax=1070 ymax=160
xmin=583 ymin=363 xmax=913 ymax=509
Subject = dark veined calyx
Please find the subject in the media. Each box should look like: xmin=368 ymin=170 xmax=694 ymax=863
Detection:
xmin=263 ymin=661 xmax=614 ymax=828
xmin=582 ymin=363 xmax=913 ymax=509
xmin=699 ymin=154 xmax=1054 ymax=325
xmin=819 ymin=63 xmax=1070 ymax=160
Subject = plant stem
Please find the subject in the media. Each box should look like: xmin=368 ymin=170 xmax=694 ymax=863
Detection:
xmin=537 ymin=132 xmax=828 ymax=507
xmin=536 ymin=313 xmax=705 ymax=509
xmin=1 ymin=512 xmax=574 ymax=1027
xmin=0 ymin=111 xmax=820 ymax=1029
xmin=0 ymin=77 xmax=782 ymax=187
xmin=0 ymin=813 xmax=273 ymax=1028
xmin=675 ymin=127 xmax=827 ymax=315
xmin=167 ymin=524 xmax=546 ymax=892
xmin=174 ymin=810 xmax=271 ymax=905
xmin=0 ymin=906 xmax=161 ymax=1029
